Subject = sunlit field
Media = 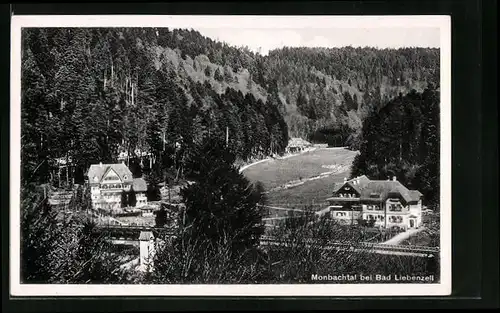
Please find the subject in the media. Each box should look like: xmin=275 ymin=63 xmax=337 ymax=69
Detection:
xmin=243 ymin=148 xmax=357 ymax=209
xmin=264 ymin=171 xmax=351 ymax=208
xmin=242 ymin=148 xmax=358 ymax=190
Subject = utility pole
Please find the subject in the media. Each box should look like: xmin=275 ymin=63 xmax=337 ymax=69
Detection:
xmin=383 ymin=200 xmax=387 ymax=229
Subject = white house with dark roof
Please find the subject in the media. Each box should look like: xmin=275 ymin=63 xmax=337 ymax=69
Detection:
xmin=86 ymin=162 xmax=148 ymax=210
xmin=285 ymin=137 xmax=313 ymax=154
xmin=326 ymin=175 xmax=423 ymax=230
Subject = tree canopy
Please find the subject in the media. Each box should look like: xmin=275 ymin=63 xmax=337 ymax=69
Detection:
xmin=21 ymin=27 xmax=438 ymax=186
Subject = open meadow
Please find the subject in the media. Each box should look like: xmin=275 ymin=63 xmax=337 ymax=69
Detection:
xmin=242 ymin=148 xmax=357 ymax=190
xmin=264 ymin=171 xmax=351 ymax=209
xmin=242 ymin=148 xmax=358 ymax=209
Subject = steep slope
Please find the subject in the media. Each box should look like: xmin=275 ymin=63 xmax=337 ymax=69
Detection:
xmin=21 ymin=27 xmax=439 ymax=186
xmin=156 ymin=28 xmax=440 ymax=147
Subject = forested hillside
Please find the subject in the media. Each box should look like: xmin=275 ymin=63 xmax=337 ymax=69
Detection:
xmin=155 ymin=28 xmax=439 ymax=146
xmin=21 ymin=27 xmax=439 ymax=186
xmin=21 ymin=28 xmax=288 ymax=185
xmin=261 ymin=47 xmax=439 ymax=147
xmin=350 ymin=86 xmax=440 ymax=205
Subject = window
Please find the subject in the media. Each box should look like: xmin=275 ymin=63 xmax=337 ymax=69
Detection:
xmin=389 ymin=216 xmax=403 ymax=223
xmin=389 ymin=204 xmax=402 ymax=212
xmin=104 ymin=175 xmax=119 ymax=181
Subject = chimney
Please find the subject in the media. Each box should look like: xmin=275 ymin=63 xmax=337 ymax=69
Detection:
xmin=343 ymin=177 xmax=347 ymax=182
xmin=99 ymin=162 xmax=102 ymax=167
xmin=392 ymin=176 xmax=397 ymax=181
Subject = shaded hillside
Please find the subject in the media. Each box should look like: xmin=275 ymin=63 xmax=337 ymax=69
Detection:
xmin=21 ymin=27 xmax=439 ymax=186
xmin=350 ymin=86 xmax=440 ymax=206
xmin=261 ymin=47 xmax=439 ymax=147
xmin=153 ymin=28 xmax=439 ymax=147
xmin=21 ymin=28 xmax=288 ymax=186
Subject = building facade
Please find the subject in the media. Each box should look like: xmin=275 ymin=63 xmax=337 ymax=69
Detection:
xmin=326 ymin=175 xmax=423 ymax=230
xmin=86 ymin=162 xmax=148 ymax=210
xmin=285 ymin=137 xmax=313 ymax=154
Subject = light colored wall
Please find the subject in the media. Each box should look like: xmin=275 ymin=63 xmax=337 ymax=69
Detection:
xmin=330 ymin=210 xmax=360 ymax=223
xmin=408 ymin=202 xmax=422 ymax=227
xmin=139 ymin=240 xmax=155 ymax=271
xmin=362 ymin=213 xmax=386 ymax=225
xmin=385 ymin=198 xmax=408 ymax=213
xmin=363 ymin=203 xmax=383 ymax=213
xmin=386 ymin=214 xmax=408 ymax=229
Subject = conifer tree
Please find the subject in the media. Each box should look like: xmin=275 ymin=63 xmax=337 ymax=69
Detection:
xmin=181 ymin=136 xmax=266 ymax=253
xmin=128 ymin=186 xmax=137 ymax=207
xmin=214 ymin=67 xmax=223 ymax=82
xmin=121 ymin=189 xmax=128 ymax=208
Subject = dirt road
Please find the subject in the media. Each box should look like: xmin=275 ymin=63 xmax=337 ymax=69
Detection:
xmin=381 ymin=227 xmax=426 ymax=245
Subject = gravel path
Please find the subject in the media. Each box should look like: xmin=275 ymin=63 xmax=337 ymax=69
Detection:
xmin=381 ymin=227 xmax=426 ymax=245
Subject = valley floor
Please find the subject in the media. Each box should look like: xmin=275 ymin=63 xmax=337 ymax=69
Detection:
xmin=242 ymin=147 xmax=358 ymax=209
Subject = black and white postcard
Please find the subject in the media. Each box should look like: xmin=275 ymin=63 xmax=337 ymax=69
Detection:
xmin=10 ymin=15 xmax=451 ymax=296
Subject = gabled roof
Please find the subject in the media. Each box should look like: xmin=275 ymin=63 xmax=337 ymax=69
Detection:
xmin=87 ymin=163 xmax=133 ymax=184
xmin=333 ymin=175 xmax=370 ymax=194
xmin=132 ymin=178 xmax=148 ymax=192
xmin=409 ymin=190 xmax=423 ymax=200
xmin=332 ymin=176 xmax=422 ymax=203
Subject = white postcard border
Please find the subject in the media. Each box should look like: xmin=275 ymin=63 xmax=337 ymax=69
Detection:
xmin=10 ymin=15 xmax=452 ymax=297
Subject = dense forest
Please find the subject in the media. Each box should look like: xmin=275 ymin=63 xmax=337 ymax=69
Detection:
xmin=154 ymin=28 xmax=439 ymax=145
xmin=21 ymin=27 xmax=439 ymax=186
xmin=350 ymin=86 xmax=440 ymax=205
xmin=20 ymin=28 xmax=441 ymax=284
xmin=21 ymin=28 xmax=288 ymax=186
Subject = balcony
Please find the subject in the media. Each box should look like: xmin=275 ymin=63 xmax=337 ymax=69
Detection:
xmin=100 ymin=187 xmax=124 ymax=193
xmin=329 ymin=205 xmax=362 ymax=212
xmin=326 ymin=196 xmax=360 ymax=203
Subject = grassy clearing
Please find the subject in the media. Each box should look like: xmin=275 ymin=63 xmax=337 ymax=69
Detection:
xmin=114 ymin=215 xmax=156 ymax=226
xmin=264 ymin=171 xmax=351 ymax=209
xmin=242 ymin=148 xmax=358 ymax=191
xmin=262 ymin=207 xmax=306 ymax=218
